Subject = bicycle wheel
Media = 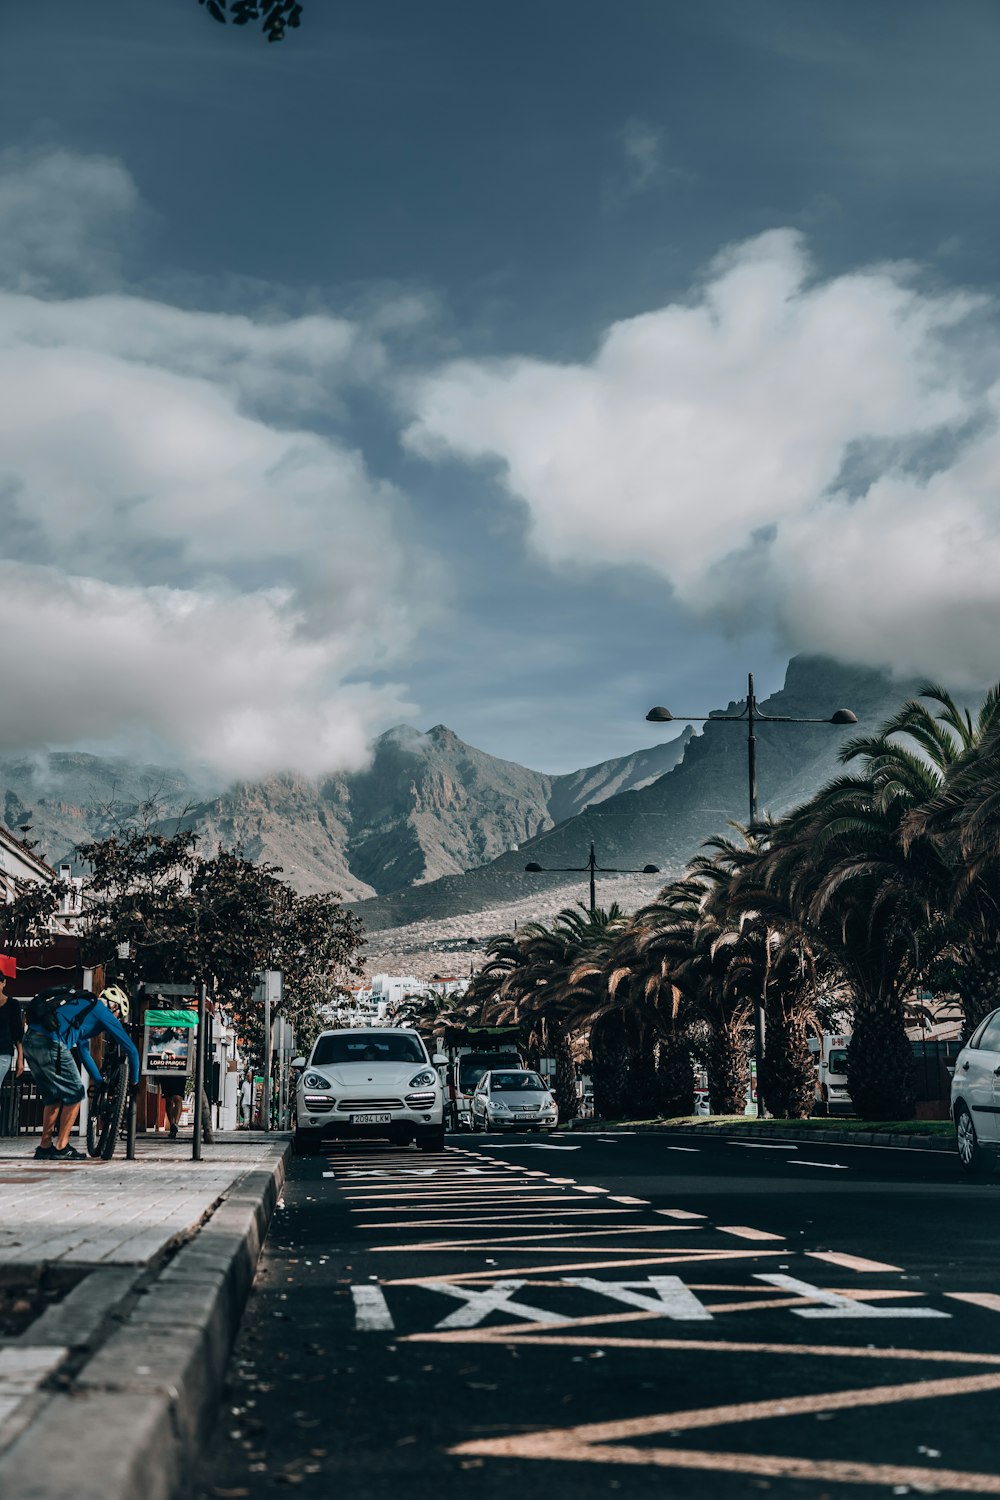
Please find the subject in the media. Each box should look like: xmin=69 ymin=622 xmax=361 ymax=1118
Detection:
xmin=87 ymin=1061 xmax=128 ymax=1159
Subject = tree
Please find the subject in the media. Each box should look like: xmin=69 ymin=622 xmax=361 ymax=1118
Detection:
xmin=74 ymin=812 xmax=364 ymax=1069
xmin=199 ymin=0 xmax=304 ymax=42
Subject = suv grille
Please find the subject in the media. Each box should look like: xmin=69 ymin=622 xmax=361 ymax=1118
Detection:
xmin=336 ymin=1097 xmax=403 ymax=1111
xmin=405 ymin=1091 xmax=438 ymax=1108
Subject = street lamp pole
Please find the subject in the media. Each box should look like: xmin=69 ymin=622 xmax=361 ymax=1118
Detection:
xmin=525 ymin=841 xmax=660 ymax=915
xmin=646 ymin=671 xmax=857 ymax=1116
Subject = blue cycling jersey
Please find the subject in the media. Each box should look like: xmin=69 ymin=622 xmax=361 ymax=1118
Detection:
xmin=28 ymin=994 xmax=141 ymax=1086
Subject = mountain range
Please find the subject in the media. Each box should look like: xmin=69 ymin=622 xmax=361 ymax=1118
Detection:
xmin=0 ymin=723 xmax=691 ymax=901
xmin=1 ymin=655 xmax=929 ymax=938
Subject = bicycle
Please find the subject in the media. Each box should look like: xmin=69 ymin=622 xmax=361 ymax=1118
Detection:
xmin=87 ymin=1037 xmax=134 ymax=1160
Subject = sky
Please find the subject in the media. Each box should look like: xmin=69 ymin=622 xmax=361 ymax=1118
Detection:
xmin=2 ymin=0 xmax=1000 ymax=779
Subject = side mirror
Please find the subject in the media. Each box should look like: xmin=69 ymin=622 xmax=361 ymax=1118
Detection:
xmin=432 ymin=1053 xmax=448 ymax=1066
xmin=290 ymin=1055 xmax=306 ymax=1070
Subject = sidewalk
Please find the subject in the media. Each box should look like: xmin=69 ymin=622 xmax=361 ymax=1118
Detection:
xmin=0 ymin=1130 xmax=290 ymax=1500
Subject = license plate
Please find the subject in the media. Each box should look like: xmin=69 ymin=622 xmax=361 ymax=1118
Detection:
xmin=350 ymin=1112 xmax=393 ymax=1125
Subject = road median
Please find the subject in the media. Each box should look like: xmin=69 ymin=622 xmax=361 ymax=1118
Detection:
xmin=568 ymin=1115 xmax=956 ymax=1152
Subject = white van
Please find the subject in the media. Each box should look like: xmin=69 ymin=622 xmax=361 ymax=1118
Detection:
xmin=292 ymin=1027 xmax=447 ymax=1155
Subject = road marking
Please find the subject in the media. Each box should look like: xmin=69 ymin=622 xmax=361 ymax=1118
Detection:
xmin=350 ymin=1285 xmax=395 ymax=1331
xmin=730 ymin=1142 xmax=797 ymax=1151
xmin=446 ymin=1370 xmax=1000 ymax=1489
xmin=664 ymin=1146 xmax=700 ymax=1153
xmin=610 ymin=1196 xmax=649 ymax=1205
xmin=791 ymin=1160 xmax=847 ymax=1170
xmin=563 ymin=1275 xmax=713 ymax=1321
xmin=577 ymin=1185 xmax=610 ymax=1194
xmin=417 ymin=1278 xmax=568 ymax=1329
xmin=756 ymin=1273 xmax=948 ymax=1319
xmin=479 ymin=1144 xmax=581 ymax=1151
xmin=946 ymin=1292 xmax=1000 ymax=1313
xmin=806 ymin=1251 xmax=902 ymax=1273
xmin=385 ymin=1255 xmax=721 ymax=1285
xmin=718 ymin=1226 xmax=785 ymax=1242
xmin=657 ymin=1209 xmax=706 ymax=1220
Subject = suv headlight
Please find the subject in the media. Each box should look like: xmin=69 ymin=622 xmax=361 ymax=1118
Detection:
xmin=409 ymin=1070 xmax=437 ymax=1088
xmin=303 ymin=1072 xmax=331 ymax=1089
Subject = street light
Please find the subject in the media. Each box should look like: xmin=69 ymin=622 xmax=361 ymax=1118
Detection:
xmin=646 ymin=671 xmax=857 ymax=826
xmin=645 ymin=671 xmax=857 ymax=1117
xmin=525 ymin=841 xmax=660 ymax=915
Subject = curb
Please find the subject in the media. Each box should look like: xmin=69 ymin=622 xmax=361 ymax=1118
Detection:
xmin=567 ymin=1120 xmax=956 ymax=1153
xmin=0 ymin=1140 xmax=290 ymax=1500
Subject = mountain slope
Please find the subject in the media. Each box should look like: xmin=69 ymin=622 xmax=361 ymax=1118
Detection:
xmin=0 ymin=725 xmax=690 ymax=898
xmin=350 ymin=655 xmax=924 ymax=931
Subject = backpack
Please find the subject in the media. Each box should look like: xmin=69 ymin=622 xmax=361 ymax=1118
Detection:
xmin=26 ymin=986 xmax=98 ymax=1034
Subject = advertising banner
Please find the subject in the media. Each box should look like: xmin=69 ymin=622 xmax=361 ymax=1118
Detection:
xmin=142 ymin=1008 xmax=198 ymax=1076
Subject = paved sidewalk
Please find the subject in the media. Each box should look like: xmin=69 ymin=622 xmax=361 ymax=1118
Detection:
xmin=0 ymin=1131 xmax=288 ymax=1267
xmin=0 ymin=1130 xmax=290 ymax=1498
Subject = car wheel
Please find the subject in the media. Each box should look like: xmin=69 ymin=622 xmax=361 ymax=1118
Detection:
xmin=293 ymin=1128 xmax=320 ymax=1157
xmin=417 ymin=1127 xmax=446 ymax=1153
xmin=956 ymin=1104 xmax=986 ymax=1175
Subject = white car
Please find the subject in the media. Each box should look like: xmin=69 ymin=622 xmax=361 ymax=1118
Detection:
xmin=950 ymin=1008 xmax=1000 ymax=1174
xmin=292 ymin=1027 xmax=447 ymax=1155
xmin=470 ymin=1068 xmax=559 ymax=1132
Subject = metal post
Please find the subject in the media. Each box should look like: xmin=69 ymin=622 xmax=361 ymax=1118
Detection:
xmin=747 ymin=671 xmax=759 ymax=824
xmin=263 ymin=982 xmax=272 ymax=1134
xmin=588 ymin=842 xmax=597 ymax=916
xmin=192 ymin=979 xmax=206 ymax=1161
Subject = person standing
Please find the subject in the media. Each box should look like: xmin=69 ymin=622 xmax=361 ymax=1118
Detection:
xmin=0 ymin=973 xmax=24 ymax=1132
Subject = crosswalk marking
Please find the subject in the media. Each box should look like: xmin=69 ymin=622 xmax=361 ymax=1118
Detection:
xmin=945 ymin=1292 xmax=1000 ymax=1314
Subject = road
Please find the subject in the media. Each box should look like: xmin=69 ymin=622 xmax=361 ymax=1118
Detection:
xmin=195 ymin=1129 xmax=1000 ymax=1498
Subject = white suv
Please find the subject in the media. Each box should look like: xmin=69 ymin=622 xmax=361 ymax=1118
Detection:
xmin=292 ymin=1027 xmax=447 ymax=1155
xmin=950 ymin=1008 xmax=1000 ymax=1174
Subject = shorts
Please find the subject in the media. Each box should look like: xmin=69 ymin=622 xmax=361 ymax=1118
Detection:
xmin=22 ymin=1031 xmax=86 ymax=1107
xmin=158 ymin=1075 xmax=187 ymax=1098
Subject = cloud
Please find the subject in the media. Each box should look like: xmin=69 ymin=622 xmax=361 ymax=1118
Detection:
xmin=619 ymin=118 xmax=665 ymax=195
xmin=404 ymin=229 xmax=998 ymax=689
xmin=0 ymin=147 xmax=425 ymax=775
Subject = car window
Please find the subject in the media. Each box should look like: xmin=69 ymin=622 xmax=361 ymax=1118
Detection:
xmin=827 ymin=1049 xmax=849 ymax=1074
xmin=975 ymin=1015 xmax=1000 ymax=1053
xmin=493 ymin=1072 xmax=546 ymax=1092
xmin=311 ymin=1033 xmax=426 ymax=1066
xmin=968 ymin=1011 xmax=1000 ymax=1050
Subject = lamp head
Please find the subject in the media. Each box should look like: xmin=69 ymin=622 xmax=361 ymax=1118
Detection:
xmin=642 ymin=864 xmax=660 ymax=875
xmin=645 ymin=706 xmax=673 ymax=723
xmin=829 ymin=709 xmax=858 ymax=725
xmin=524 ymin=862 xmax=543 ymax=873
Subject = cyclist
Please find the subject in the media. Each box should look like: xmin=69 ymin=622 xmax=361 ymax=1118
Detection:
xmin=24 ymin=984 xmax=141 ymax=1160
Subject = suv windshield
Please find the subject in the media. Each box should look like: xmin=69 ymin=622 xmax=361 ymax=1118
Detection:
xmin=312 ymin=1033 xmax=426 ymax=1066
xmin=493 ymin=1072 xmax=546 ymax=1092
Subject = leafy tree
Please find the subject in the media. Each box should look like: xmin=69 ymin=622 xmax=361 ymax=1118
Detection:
xmin=199 ymin=0 xmax=303 ymax=42
xmin=74 ymin=813 xmax=364 ymax=1068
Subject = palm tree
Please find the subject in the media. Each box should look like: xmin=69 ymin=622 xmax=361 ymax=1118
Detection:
xmin=732 ymin=685 xmax=1000 ymax=1118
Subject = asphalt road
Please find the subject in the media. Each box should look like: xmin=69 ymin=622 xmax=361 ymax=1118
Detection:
xmin=195 ymin=1129 xmax=1000 ymax=1499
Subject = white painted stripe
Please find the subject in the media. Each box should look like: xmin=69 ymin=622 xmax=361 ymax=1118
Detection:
xmin=418 ymin=1278 xmax=567 ymax=1329
xmin=729 ymin=1142 xmax=797 ymax=1151
xmin=718 ymin=1226 xmax=785 ymax=1242
xmin=791 ymin=1160 xmax=847 ymax=1170
xmin=610 ymin=1196 xmax=649 ymax=1205
xmin=757 ymin=1273 xmax=948 ymax=1320
xmin=578 ymin=1185 xmax=609 ymax=1194
xmin=665 ymin=1146 xmax=700 ymax=1153
xmin=806 ymin=1251 xmax=902 ymax=1274
xmin=657 ymin=1209 xmax=706 ymax=1220
xmin=350 ymin=1284 xmax=394 ymax=1331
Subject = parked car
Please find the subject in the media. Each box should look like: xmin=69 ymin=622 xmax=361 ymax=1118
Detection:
xmin=950 ymin=1008 xmax=1000 ymax=1174
xmin=471 ymin=1069 xmax=558 ymax=1132
xmin=292 ymin=1027 xmax=447 ymax=1155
